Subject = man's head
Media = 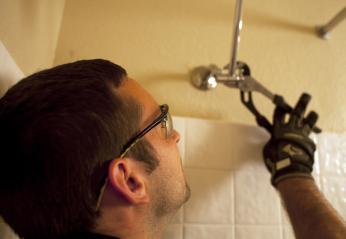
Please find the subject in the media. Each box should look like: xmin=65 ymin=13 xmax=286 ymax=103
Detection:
xmin=0 ymin=59 xmax=190 ymax=238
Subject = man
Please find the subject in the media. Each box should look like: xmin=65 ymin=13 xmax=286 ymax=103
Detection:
xmin=0 ymin=59 xmax=345 ymax=239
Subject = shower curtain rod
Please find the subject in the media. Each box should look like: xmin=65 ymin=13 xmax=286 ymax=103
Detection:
xmin=316 ymin=5 xmax=346 ymax=39
xmin=228 ymin=0 xmax=243 ymax=76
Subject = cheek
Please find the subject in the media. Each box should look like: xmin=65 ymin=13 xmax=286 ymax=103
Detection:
xmin=152 ymin=124 xmax=167 ymax=140
xmin=146 ymin=130 xmax=182 ymax=168
xmin=164 ymin=147 xmax=184 ymax=176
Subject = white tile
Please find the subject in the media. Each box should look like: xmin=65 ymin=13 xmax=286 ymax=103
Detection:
xmin=234 ymin=171 xmax=281 ymax=225
xmin=321 ymin=176 xmax=346 ymax=219
xmin=0 ymin=222 xmax=19 ymax=239
xmin=310 ymin=133 xmax=318 ymax=144
xmin=184 ymin=168 xmax=233 ymax=224
xmin=282 ymin=225 xmax=295 ymax=239
xmin=317 ymin=132 xmax=346 ymax=177
xmin=235 ymin=225 xmax=282 ymax=239
xmin=185 ymin=118 xmax=269 ymax=170
xmin=173 ymin=116 xmax=186 ymax=165
xmin=312 ymin=176 xmax=321 ymax=190
xmin=184 ymin=119 xmax=233 ymax=170
xmin=280 ymin=204 xmax=291 ymax=226
xmin=184 ymin=225 xmax=233 ymax=239
xmin=311 ymin=133 xmax=321 ymax=176
xmin=312 ymin=150 xmax=320 ymax=176
xmin=171 ymin=207 xmax=183 ymax=224
xmin=163 ymin=224 xmax=183 ymax=239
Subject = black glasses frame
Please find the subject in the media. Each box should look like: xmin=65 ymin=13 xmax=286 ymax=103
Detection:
xmin=119 ymin=104 xmax=169 ymax=158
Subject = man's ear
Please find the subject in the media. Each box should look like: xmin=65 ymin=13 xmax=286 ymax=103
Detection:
xmin=108 ymin=158 xmax=150 ymax=204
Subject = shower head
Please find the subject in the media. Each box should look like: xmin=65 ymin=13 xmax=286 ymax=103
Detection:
xmin=191 ymin=0 xmax=244 ymax=91
xmin=190 ymin=65 xmax=221 ymax=91
xmin=190 ymin=62 xmax=277 ymax=103
xmin=190 ymin=62 xmax=251 ymax=91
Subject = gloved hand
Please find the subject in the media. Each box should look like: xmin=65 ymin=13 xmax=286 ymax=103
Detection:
xmin=263 ymin=93 xmax=319 ymax=186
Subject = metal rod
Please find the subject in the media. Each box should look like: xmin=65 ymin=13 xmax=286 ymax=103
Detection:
xmin=317 ymin=5 xmax=346 ymax=39
xmin=228 ymin=0 xmax=243 ymax=76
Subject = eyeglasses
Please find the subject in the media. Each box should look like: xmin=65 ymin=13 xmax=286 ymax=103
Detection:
xmin=95 ymin=104 xmax=173 ymax=209
xmin=119 ymin=104 xmax=173 ymax=158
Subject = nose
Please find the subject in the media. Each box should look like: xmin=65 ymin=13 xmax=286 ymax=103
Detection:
xmin=173 ymin=129 xmax=180 ymax=143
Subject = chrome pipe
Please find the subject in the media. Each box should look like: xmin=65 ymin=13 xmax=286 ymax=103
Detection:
xmin=190 ymin=65 xmax=275 ymax=100
xmin=316 ymin=5 xmax=346 ymax=39
xmin=229 ymin=0 xmax=243 ymax=76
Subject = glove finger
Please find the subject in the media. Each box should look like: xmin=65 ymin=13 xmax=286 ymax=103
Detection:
xmin=289 ymin=93 xmax=311 ymax=125
xmin=274 ymin=105 xmax=289 ymax=125
xmin=302 ymin=111 xmax=319 ymax=134
xmin=305 ymin=111 xmax=318 ymax=128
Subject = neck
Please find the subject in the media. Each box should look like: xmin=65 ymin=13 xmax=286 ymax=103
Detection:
xmin=93 ymin=202 xmax=171 ymax=239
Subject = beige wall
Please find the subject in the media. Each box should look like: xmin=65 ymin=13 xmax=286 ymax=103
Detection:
xmin=55 ymin=0 xmax=344 ymax=132
xmin=0 ymin=0 xmax=65 ymax=75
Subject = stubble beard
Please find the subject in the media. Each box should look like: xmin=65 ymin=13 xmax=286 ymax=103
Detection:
xmin=152 ymin=176 xmax=191 ymax=219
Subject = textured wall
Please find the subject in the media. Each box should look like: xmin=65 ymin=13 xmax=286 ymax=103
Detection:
xmin=0 ymin=0 xmax=65 ymax=75
xmin=54 ymin=0 xmax=346 ymax=131
xmin=0 ymin=41 xmax=24 ymax=96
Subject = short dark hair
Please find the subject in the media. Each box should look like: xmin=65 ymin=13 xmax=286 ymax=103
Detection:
xmin=0 ymin=59 xmax=158 ymax=238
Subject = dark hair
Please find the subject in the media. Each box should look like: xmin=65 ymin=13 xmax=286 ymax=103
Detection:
xmin=0 ymin=59 xmax=158 ymax=238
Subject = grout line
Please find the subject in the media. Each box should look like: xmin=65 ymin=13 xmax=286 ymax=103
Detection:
xmin=183 ymin=222 xmax=234 ymax=226
xmin=182 ymin=166 xmax=270 ymax=174
xmin=181 ymin=223 xmax=184 ymax=239
xmin=183 ymin=166 xmax=234 ymax=172
xmin=231 ymin=171 xmax=236 ymax=239
xmin=184 ymin=223 xmax=283 ymax=226
xmin=318 ymin=175 xmax=346 ymax=180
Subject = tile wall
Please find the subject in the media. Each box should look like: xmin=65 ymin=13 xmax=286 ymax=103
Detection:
xmin=1 ymin=116 xmax=345 ymax=239
xmin=163 ymin=116 xmax=346 ymax=239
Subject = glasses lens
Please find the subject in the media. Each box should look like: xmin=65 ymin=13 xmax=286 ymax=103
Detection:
xmin=165 ymin=112 xmax=173 ymax=138
xmin=159 ymin=112 xmax=173 ymax=139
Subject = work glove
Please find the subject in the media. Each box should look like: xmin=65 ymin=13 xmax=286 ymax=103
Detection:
xmin=263 ymin=93 xmax=319 ymax=186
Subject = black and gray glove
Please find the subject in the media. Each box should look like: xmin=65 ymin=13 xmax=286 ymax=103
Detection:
xmin=263 ymin=93 xmax=319 ymax=186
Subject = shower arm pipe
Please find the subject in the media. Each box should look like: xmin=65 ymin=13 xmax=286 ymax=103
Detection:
xmin=228 ymin=0 xmax=243 ymax=76
xmin=317 ymin=5 xmax=346 ymax=39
